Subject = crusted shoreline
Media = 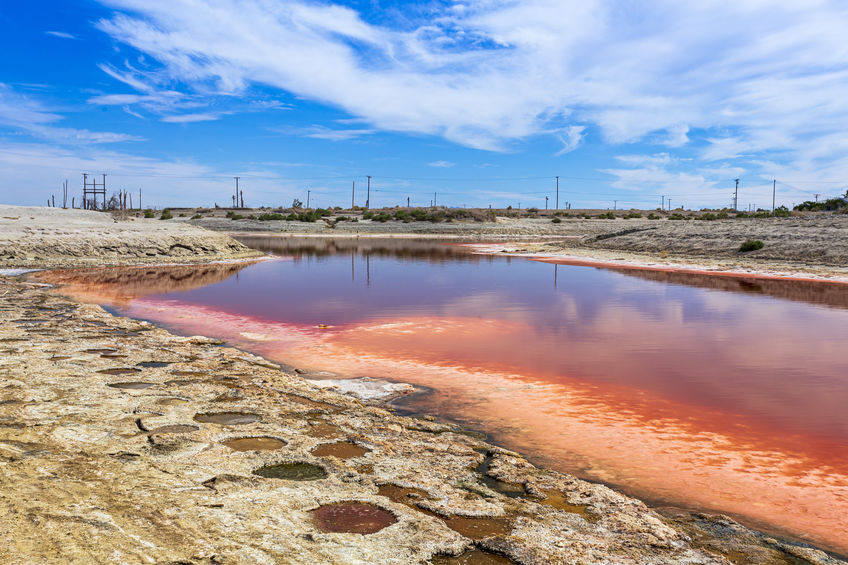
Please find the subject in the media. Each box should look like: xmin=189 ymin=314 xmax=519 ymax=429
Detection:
xmin=2 ymin=276 xmax=844 ymax=564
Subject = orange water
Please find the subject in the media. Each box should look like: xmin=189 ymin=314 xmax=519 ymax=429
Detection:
xmin=38 ymin=237 xmax=848 ymax=555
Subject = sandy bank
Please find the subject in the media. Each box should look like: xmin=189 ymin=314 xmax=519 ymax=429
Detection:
xmin=2 ymin=276 xmax=843 ymax=564
xmin=0 ymin=206 xmax=263 ymax=269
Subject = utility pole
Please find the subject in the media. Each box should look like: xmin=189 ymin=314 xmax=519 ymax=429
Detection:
xmin=545 ymin=196 xmax=549 ymax=210
xmin=234 ymin=177 xmax=240 ymax=208
xmin=366 ymin=176 xmax=371 ymax=209
xmin=351 ymin=181 xmax=355 ymax=209
xmin=814 ymin=193 xmax=820 ymax=202
xmin=139 ymin=188 xmax=141 ymax=211
xmin=661 ymin=195 xmax=665 ymax=211
xmin=240 ymin=190 xmax=244 ymax=208
xmin=407 ymin=196 xmax=410 ymax=208
xmin=772 ymin=180 xmax=776 ymax=212
xmin=434 ymin=192 xmax=437 ymax=206
xmin=307 ymin=190 xmax=311 ymax=209
xmin=102 ymin=174 xmax=107 ymax=209
xmin=555 ymin=176 xmax=559 ymax=210
xmin=668 ymin=198 xmax=672 ymax=210
xmin=734 ymin=178 xmax=739 ymax=211
xmin=613 ymin=200 xmax=617 ymax=210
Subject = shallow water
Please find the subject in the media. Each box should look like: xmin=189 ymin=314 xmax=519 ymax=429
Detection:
xmin=39 ymin=236 xmax=848 ymax=554
xmin=310 ymin=502 xmax=396 ymax=534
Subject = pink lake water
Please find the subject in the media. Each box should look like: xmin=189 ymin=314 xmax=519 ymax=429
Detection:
xmin=39 ymin=236 xmax=848 ymax=556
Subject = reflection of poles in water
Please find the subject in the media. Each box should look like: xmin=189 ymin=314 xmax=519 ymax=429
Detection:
xmin=351 ymin=251 xmax=355 ymax=283
xmin=554 ymin=264 xmax=557 ymax=289
xmin=366 ymin=253 xmax=370 ymax=286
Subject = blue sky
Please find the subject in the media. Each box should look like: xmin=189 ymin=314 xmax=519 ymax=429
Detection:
xmin=1 ymin=1 xmax=848 ymax=210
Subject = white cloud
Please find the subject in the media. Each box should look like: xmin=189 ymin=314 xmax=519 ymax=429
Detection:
xmin=428 ymin=160 xmax=455 ymax=168
xmin=90 ymin=0 xmax=848 ymax=167
xmin=270 ymin=124 xmax=375 ymax=141
xmin=161 ymin=112 xmax=224 ymax=123
xmin=45 ymin=31 xmax=77 ymax=40
xmin=554 ymin=126 xmax=585 ymax=156
xmin=0 ymin=83 xmax=141 ymax=144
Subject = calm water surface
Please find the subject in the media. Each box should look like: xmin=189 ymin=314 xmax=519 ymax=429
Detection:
xmin=42 ymin=236 xmax=848 ymax=555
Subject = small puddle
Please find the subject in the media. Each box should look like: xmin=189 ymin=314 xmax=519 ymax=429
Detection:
xmin=533 ymin=489 xmax=597 ymax=521
xmin=310 ymin=441 xmax=370 ymax=460
xmin=101 ymin=354 xmax=128 ymax=359
xmin=194 ymin=412 xmax=261 ymax=425
xmin=476 ymin=453 xmax=524 ymax=499
xmin=431 ymin=549 xmax=516 ymax=565
xmin=441 ymin=516 xmax=512 ymax=540
xmin=221 ymin=436 xmax=286 ymax=451
xmin=147 ymin=424 xmax=199 ymax=434
xmin=156 ymin=397 xmax=190 ymax=406
xmin=307 ymin=421 xmax=342 ymax=439
xmin=378 ymin=484 xmax=431 ymax=504
xmin=138 ymin=361 xmax=172 ymax=368
xmin=98 ymin=368 xmax=142 ymax=375
xmin=253 ymin=462 xmax=327 ymax=480
xmin=108 ymin=382 xmax=154 ymax=390
xmin=310 ymin=502 xmax=396 ymax=534
xmin=84 ymin=348 xmax=118 ymax=354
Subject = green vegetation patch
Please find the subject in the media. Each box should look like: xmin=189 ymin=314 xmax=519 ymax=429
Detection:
xmin=739 ymin=239 xmax=764 ymax=252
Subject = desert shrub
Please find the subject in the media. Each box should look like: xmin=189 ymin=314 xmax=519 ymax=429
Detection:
xmin=362 ymin=211 xmax=375 ymax=220
xmin=427 ymin=210 xmax=446 ymax=223
xmin=735 ymin=211 xmax=750 ymax=218
xmin=190 ymin=214 xmax=202 ymax=220
xmin=257 ymin=213 xmax=285 ymax=221
xmin=668 ymin=213 xmax=685 ymax=220
xmin=739 ymin=239 xmax=764 ymax=252
xmin=371 ymin=212 xmax=392 ymax=222
xmin=229 ymin=213 xmax=244 ymax=220
xmin=623 ymin=212 xmax=642 ymax=219
xmin=159 ymin=209 xmax=173 ymax=220
xmin=410 ymin=209 xmax=427 ymax=221
xmin=143 ymin=209 xmax=155 ymax=218
xmin=597 ymin=211 xmax=616 ymax=219
xmin=394 ymin=210 xmax=411 ymax=222
xmin=291 ymin=198 xmax=303 ymax=208
xmin=695 ymin=213 xmax=717 ymax=221
xmin=717 ymin=211 xmax=729 ymax=219
xmin=773 ymin=206 xmax=791 ymax=217
xmin=551 ymin=217 xmax=562 ymax=223
xmin=647 ymin=213 xmax=659 ymax=220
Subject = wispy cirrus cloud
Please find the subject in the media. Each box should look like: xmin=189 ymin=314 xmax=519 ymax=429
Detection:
xmin=0 ymin=83 xmax=141 ymax=144
xmin=161 ymin=112 xmax=226 ymax=123
xmin=270 ymin=124 xmax=375 ymax=141
xmin=45 ymin=31 xmax=77 ymax=40
xmin=428 ymin=160 xmax=455 ymax=168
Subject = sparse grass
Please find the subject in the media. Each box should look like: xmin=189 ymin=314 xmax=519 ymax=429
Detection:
xmin=739 ymin=239 xmax=764 ymax=252
xmin=159 ymin=209 xmax=173 ymax=220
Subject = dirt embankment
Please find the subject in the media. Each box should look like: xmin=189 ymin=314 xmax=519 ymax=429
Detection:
xmin=0 ymin=206 xmax=263 ymax=269
xmin=2 ymin=277 xmax=843 ymax=564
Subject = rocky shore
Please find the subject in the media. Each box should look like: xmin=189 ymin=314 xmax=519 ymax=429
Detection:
xmin=1 ymin=206 xmax=845 ymax=563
